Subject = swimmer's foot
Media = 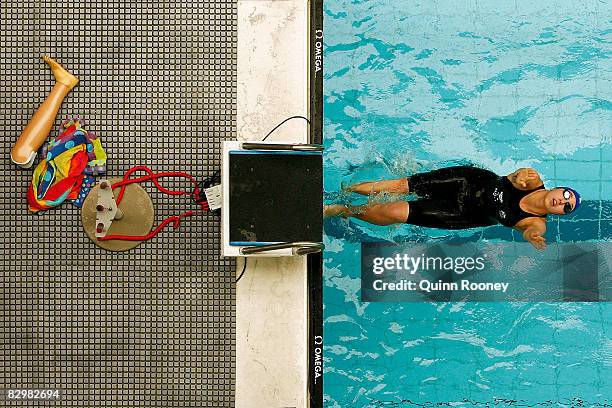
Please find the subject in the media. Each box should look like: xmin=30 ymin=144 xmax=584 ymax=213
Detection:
xmin=324 ymin=204 xmax=351 ymax=218
xmin=42 ymin=55 xmax=79 ymax=89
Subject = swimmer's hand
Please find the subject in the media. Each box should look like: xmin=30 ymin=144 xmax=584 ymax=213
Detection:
xmin=525 ymin=231 xmax=547 ymax=250
xmin=514 ymin=168 xmax=540 ymax=189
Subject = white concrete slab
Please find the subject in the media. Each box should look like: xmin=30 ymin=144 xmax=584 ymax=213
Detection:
xmin=236 ymin=0 xmax=309 ymax=407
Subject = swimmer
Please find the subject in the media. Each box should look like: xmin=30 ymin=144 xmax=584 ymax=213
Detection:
xmin=324 ymin=166 xmax=581 ymax=250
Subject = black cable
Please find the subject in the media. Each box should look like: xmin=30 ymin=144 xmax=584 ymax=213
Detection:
xmin=235 ymin=258 xmax=248 ymax=283
xmin=194 ymin=169 xmax=221 ymax=216
xmin=201 ymin=169 xmax=221 ymax=189
xmin=261 ymin=115 xmax=311 ymax=141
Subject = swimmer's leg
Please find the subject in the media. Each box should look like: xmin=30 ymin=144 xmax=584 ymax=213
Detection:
xmin=345 ymin=178 xmax=409 ymax=195
xmin=324 ymin=201 xmax=409 ymax=226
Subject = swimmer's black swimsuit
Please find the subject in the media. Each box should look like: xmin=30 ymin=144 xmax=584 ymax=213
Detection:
xmin=406 ymin=166 xmax=545 ymax=229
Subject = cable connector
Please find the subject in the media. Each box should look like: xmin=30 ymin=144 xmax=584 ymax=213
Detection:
xmin=204 ymin=185 xmax=223 ymax=210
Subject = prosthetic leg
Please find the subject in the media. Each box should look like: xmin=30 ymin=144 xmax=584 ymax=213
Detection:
xmin=11 ymin=56 xmax=79 ymax=168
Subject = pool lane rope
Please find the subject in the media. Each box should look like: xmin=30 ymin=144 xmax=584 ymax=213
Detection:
xmin=97 ymin=165 xmax=210 ymax=242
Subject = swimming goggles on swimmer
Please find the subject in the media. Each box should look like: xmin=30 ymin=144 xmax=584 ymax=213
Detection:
xmin=560 ymin=187 xmax=581 ymax=214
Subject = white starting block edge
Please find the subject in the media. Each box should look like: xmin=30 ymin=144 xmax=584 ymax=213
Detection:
xmin=222 ymin=140 xmax=294 ymax=257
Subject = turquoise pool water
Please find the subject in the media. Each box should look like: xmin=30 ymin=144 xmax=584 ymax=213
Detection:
xmin=323 ymin=1 xmax=611 ymax=406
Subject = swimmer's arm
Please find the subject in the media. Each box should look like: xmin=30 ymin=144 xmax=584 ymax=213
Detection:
xmin=515 ymin=218 xmax=547 ymax=250
xmin=507 ymin=168 xmax=544 ymax=190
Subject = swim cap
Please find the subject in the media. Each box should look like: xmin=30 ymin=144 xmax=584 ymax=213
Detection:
xmin=557 ymin=186 xmax=581 ymax=212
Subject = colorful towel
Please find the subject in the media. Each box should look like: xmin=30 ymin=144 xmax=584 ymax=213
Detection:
xmin=27 ymin=118 xmax=107 ymax=212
